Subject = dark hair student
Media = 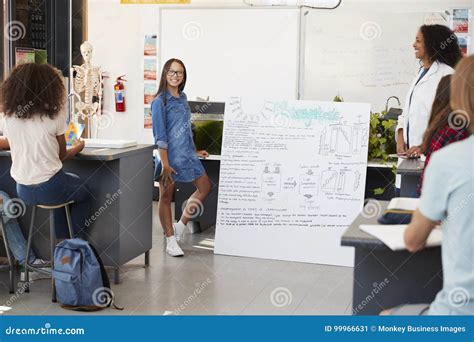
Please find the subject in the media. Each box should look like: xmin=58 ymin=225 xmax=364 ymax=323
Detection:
xmin=151 ymin=58 xmax=212 ymax=257
xmin=1 ymin=63 xmax=66 ymax=120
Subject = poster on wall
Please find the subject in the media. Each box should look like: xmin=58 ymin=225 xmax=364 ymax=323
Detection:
xmin=450 ymin=8 xmax=471 ymax=55
xmin=214 ymin=98 xmax=371 ymax=267
xmin=143 ymin=34 xmax=158 ymax=129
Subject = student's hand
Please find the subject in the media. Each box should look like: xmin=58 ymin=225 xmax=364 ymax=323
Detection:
xmin=73 ymin=139 xmax=85 ymax=153
xmin=161 ymin=165 xmax=177 ymax=187
xmin=396 ymin=140 xmax=407 ymax=156
xmin=406 ymin=146 xmax=421 ymax=159
xmin=196 ymin=150 xmax=209 ymax=158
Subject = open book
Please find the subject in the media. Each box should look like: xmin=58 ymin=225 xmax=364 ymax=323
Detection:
xmin=360 ymin=224 xmax=442 ymax=251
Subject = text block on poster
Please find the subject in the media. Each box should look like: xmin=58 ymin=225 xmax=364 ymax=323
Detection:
xmin=214 ymin=98 xmax=371 ymax=267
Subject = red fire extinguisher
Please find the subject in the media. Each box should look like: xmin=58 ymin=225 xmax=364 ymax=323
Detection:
xmin=114 ymin=75 xmax=126 ymax=112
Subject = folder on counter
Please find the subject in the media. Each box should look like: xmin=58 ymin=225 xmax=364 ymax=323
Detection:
xmin=377 ymin=197 xmax=420 ymax=225
xmin=359 ymin=224 xmax=442 ymax=251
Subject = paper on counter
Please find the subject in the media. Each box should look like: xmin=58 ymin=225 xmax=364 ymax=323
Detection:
xmin=360 ymin=224 xmax=442 ymax=251
xmin=387 ymin=197 xmax=420 ymax=211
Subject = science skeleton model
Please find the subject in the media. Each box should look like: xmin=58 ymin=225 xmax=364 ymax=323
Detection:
xmin=70 ymin=41 xmax=104 ymax=138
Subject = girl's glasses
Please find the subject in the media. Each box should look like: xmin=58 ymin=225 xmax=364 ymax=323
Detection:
xmin=167 ymin=70 xmax=184 ymax=77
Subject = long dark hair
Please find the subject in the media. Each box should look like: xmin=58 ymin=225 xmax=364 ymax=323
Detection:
xmin=1 ymin=63 xmax=66 ymax=119
xmin=155 ymin=58 xmax=187 ymax=101
xmin=419 ymin=25 xmax=462 ymax=68
xmin=421 ymin=75 xmax=468 ymax=153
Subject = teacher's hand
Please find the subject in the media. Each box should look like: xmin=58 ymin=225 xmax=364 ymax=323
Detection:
xmin=161 ymin=165 xmax=177 ymax=187
xmin=406 ymin=146 xmax=421 ymax=159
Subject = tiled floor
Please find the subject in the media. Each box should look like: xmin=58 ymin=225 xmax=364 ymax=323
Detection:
xmin=0 ymin=202 xmax=353 ymax=315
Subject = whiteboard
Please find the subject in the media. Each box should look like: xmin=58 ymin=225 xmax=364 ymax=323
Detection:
xmin=215 ymin=97 xmax=371 ymax=267
xmin=160 ymin=8 xmax=300 ymax=101
xmin=303 ymin=5 xmax=438 ymax=113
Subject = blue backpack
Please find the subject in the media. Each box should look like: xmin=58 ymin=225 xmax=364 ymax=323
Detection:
xmin=52 ymin=238 xmax=123 ymax=311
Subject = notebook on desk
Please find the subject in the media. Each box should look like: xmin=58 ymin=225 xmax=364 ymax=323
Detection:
xmin=83 ymin=139 xmax=137 ymax=149
xmin=360 ymin=224 xmax=442 ymax=251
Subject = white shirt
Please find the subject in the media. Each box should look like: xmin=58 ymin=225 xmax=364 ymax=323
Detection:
xmin=3 ymin=114 xmax=67 ymax=185
xmin=396 ymin=61 xmax=454 ymax=147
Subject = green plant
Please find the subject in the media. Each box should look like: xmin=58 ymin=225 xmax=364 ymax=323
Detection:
xmin=368 ymin=111 xmax=397 ymax=162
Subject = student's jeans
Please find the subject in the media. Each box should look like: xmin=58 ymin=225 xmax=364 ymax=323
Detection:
xmin=0 ymin=191 xmax=36 ymax=264
xmin=17 ymin=170 xmax=91 ymax=239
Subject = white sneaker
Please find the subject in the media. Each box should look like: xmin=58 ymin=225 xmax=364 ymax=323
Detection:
xmin=166 ymin=236 xmax=184 ymax=257
xmin=173 ymin=223 xmax=186 ymax=241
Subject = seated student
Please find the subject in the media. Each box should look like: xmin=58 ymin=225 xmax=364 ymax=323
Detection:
xmin=417 ymin=75 xmax=470 ymax=195
xmin=0 ymin=63 xmax=90 ymax=241
xmin=381 ymin=56 xmax=474 ymax=315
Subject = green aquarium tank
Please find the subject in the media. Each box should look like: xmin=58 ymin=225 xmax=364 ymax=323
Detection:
xmin=189 ymin=101 xmax=225 ymax=155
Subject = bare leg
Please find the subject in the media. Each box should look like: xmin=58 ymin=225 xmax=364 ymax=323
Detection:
xmin=158 ymin=179 xmax=175 ymax=237
xmin=181 ymin=174 xmax=212 ymax=225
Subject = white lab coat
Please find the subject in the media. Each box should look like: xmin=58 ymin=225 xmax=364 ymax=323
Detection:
xmin=395 ymin=61 xmax=454 ymax=189
xmin=396 ymin=61 xmax=454 ymax=147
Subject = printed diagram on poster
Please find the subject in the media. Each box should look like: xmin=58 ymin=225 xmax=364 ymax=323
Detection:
xmin=143 ymin=34 xmax=158 ymax=129
xmin=449 ymin=8 xmax=471 ymax=55
xmin=214 ymin=98 xmax=371 ymax=267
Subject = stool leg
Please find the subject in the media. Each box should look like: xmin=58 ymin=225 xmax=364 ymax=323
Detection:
xmin=49 ymin=210 xmax=57 ymax=303
xmin=0 ymin=218 xmax=14 ymax=294
xmin=64 ymin=205 xmax=74 ymax=239
xmin=24 ymin=206 xmax=36 ymax=293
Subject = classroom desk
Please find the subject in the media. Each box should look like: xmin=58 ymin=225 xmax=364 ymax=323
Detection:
xmin=396 ymin=159 xmax=424 ymax=197
xmin=341 ymin=200 xmax=442 ymax=315
xmin=0 ymin=145 xmax=154 ymax=284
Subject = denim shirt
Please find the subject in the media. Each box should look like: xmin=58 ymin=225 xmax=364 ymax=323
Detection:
xmin=151 ymin=91 xmax=204 ymax=182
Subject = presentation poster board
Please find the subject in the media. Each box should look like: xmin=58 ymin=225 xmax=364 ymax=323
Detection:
xmin=214 ymin=98 xmax=371 ymax=267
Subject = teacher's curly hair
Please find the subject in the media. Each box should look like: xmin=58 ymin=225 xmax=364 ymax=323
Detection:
xmin=419 ymin=24 xmax=462 ymax=69
xmin=1 ymin=63 xmax=66 ymax=120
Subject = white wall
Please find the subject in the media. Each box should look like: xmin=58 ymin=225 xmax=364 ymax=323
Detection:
xmin=88 ymin=0 xmax=472 ymax=144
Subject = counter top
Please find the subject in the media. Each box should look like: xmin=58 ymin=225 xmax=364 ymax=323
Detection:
xmin=0 ymin=144 xmax=155 ymax=162
xmin=396 ymin=158 xmax=425 ymax=176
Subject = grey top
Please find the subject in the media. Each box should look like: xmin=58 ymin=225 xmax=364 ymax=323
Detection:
xmin=0 ymin=144 xmax=154 ymax=162
xmin=397 ymin=158 xmax=425 ymax=176
xmin=341 ymin=200 xmax=390 ymax=250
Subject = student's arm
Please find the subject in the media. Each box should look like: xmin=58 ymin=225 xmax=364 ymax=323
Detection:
xmin=0 ymin=137 xmax=9 ymax=150
xmin=404 ymin=209 xmax=437 ymax=252
xmin=57 ymin=135 xmax=85 ymax=161
xmin=152 ymin=98 xmax=176 ymax=186
xmin=396 ymin=129 xmax=407 ymax=155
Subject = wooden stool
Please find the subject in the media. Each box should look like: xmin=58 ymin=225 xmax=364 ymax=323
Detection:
xmin=0 ymin=198 xmax=14 ymax=294
xmin=24 ymin=201 xmax=75 ymax=302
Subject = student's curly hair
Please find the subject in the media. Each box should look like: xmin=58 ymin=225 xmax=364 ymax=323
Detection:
xmin=419 ymin=25 xmax=462 ymax=69
xmin=1 ymin=63 xmax=66 ymax=120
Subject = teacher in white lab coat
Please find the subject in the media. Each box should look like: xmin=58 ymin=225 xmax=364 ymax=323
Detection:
xmin=396 ymin=24 xmax=462 ymax=159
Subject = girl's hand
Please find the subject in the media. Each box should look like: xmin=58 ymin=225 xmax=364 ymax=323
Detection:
xmin=73 ymin=139 xmax=85 ymax=153
xmin=396 ymin=140 xmax=407 ymax=156
xmin=161 ymin=165 xmax=177 ymax=187
xmin=196 ymin=150 xmax=209 ymax=158
xmin=406 ymin=146 xmax=421 ymax=159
